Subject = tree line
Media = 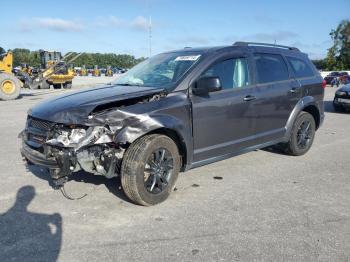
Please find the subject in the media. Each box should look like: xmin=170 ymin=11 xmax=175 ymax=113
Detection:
xmin=9 ymin=49 xmax=146 ymax=69
xmin=312 ymin=19 xmax=349 ymax=71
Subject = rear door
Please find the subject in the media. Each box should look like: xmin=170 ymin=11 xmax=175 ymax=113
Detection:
xmin=191 ymin=54 xmax=257 ymax=163
xmin=251 ymin=53 xmax=301 ymax=144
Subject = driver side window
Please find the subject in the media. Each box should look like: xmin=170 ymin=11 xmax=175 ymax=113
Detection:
xmin=201 ymin=58 xmax=250 ymax=89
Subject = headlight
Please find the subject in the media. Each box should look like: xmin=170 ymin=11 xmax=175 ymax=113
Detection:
xmin=336 ymin=91 xmax=347 ymax=96
xmin=46 ymin=126 xmax=113 ymax=149
xmin=47 ymin=128 xmax=87 ymax=147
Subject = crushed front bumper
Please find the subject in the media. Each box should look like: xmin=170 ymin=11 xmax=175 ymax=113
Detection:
xmin=21 ymin=141 xmax=58 ymax=168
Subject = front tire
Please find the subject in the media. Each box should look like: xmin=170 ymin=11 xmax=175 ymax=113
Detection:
xmin=121 ymin=134 xmax=180 ymax=206
xmin=0 ymin=73 xmax=21 ymax=100
xmin=283 ymin=111 xmax=316 ymax=156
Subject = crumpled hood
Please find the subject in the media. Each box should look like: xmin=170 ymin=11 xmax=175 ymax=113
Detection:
xmin=28 ymin=84 xmax=164 ymax=124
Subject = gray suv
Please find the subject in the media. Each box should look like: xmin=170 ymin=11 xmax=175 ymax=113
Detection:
xmin=20 ymin=42 xmax=325 ymax=205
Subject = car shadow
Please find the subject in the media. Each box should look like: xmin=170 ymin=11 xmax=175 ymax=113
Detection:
xmin=0 ymin=186 xmax=62 ymax=262
xmin=324 ymin=100 xmax=349 ymax=114
xmin=261 ymin=145 xmax=289 ymax=155
xmin=26 ymin=164 xmax=132 ymax=203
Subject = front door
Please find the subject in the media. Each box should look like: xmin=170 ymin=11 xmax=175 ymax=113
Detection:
xmin=191 ymin=56 xmax=257 ymax=163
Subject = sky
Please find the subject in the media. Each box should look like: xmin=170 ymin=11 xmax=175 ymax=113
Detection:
xmin=1 ymin=0 xmax=349 ymax=59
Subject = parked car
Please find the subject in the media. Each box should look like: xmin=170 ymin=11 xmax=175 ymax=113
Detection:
xmin=324 ymin=71 xmax=349 ymax=86
xmin=20 ymin=42 xmax=325 ymax=206
xmin=333 ymin=83 xmax=350 ymax=112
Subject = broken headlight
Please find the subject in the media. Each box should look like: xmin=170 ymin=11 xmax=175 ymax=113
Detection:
xmin=46 ymin=128 xmax=87 ymax=147
xmin=46 ymin=126 xmax=113 ymax=149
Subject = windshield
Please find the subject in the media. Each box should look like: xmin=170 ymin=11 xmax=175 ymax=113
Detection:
xmin=113 ymin=51 xmax=203 ymax=91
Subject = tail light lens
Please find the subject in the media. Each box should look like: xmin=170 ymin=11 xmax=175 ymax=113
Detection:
xmin=322 ymin=80 xmax=326 ymax=89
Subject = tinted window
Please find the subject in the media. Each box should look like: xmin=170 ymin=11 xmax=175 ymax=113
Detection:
xmin=254 ymin=54 xmax=289 ymax=83
xmin=287 ymin=57 xmax=314 ymax=78
xmin=201 ymin=58 xmax=250 ymax=89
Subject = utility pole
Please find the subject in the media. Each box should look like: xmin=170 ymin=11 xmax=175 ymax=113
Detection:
xmin=149 ymin=15 xmax=152 ymax=57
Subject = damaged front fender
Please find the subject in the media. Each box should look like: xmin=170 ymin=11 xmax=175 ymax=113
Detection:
xmin=84 ymin=91 xmax=193 ymax=168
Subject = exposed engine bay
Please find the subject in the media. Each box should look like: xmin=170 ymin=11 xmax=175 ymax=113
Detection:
xmin=47 ymin=125 xmax=125 ymax=179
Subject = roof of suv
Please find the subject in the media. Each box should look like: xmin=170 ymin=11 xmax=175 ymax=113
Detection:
xmin=168 ymin=42 xmax=304 ymax=57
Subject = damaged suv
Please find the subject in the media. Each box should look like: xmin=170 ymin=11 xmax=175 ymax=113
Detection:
xmin=20 ymin=42 xmax=324 ymax=206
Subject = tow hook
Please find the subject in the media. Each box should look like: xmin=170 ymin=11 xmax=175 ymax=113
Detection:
xmin=49 ymin=168 xmax=68 ymax=189
xmin=52 ymin=175 xmax=68 ymax=190
xmin=49 ymin=169 xmax=88 ymax=200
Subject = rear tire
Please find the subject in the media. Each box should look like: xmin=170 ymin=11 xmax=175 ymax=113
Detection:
xmin=121 ymin=134 xmax=180 ymax=206
xmin=63 ymin=82 xmax=72 ymax=89
xmin=283 ymin=111 xmax=316 ymax=156
xmin=0 ymin=73 xmax=21 ymax=100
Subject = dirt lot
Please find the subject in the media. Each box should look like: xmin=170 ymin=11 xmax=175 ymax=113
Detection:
xmin=0 ymin=79 xmax=349 ymax=262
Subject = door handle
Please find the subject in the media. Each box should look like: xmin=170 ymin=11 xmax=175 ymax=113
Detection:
xmin=289 ymin=87 xmax=299 ymax=93
xmin=243 ymin=95 xmax=256 ymax=102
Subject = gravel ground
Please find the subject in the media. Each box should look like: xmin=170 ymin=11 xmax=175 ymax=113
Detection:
xmin=0 ymin=80 xmax=349 ymax=262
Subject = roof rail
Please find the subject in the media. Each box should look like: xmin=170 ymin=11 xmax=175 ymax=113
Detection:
xmin=233 ymin=41 xmax=300 ymax=51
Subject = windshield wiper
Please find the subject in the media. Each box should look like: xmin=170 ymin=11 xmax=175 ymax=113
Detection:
xmin=116 ymin=83 xmax=143 ymax=87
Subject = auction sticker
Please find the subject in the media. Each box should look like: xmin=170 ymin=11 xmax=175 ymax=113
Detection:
xmin=175 ymin=55 xmax=201 ymax=61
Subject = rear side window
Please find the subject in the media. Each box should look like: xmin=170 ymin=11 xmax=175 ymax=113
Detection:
xmin=254 ymin=54 xmax=289 ymax=84
xmin=201 ymin=58 xmax=250 ymax=90
xmin=286 ymin=56 xmax=315 ymax=78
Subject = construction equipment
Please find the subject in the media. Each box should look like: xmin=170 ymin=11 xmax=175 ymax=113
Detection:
xmin=0 ymin=50 xmax=22 ymax=100
xmin=80 ymin=65 xmax=88 ymax=76
xmin=92 ymin=65 xmax=101 ymax=77
xmin=37 ymin=50 xmax=75 ymax=89
xmin=0 ymin=48 xmax=83 ymax=100
xmin=19 ymin=51 xmax=82 ymax=90
xmin=105 ymin=65 xmax=113 ymax=77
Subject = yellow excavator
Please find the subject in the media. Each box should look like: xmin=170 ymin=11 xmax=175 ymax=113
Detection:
xmin=13 ymin=50 xmax=73 ymax=90
xmin=92 ymin=65 xmax=101 ymax=77
xmin=0 ymin=48 xmax=83 ymax=100
xmin=105 ymin=65 xmax=113 ymax=77
xmin=0 ymin=50 xmax=22 ymax=100
xmin=34 ymin=50 xmax=75 ymax=89
xmin=80 ymin=65 xmax=88 ymax=76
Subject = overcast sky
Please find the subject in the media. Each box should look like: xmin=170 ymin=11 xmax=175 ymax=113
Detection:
xmin=1 ymin=0 xmax=349 ymax=59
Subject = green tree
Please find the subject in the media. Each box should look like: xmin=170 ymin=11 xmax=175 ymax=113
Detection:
xmin=312 ymin=59 xmax=327 ymax=70
xmin=12 ymin=48 xmax=146 ymax=69
xmin=326 ymin=19 xmax=350 ymax=70
xmin=12 ymin=48 xmax=41 ymax=67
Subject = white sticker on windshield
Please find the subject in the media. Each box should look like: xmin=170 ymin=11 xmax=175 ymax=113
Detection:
xmin=175 ymin=55 xmax=201 ymax=61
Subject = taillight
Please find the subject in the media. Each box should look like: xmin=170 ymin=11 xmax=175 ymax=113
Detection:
xmin=322 ymin=80 xmax=326 ymax=89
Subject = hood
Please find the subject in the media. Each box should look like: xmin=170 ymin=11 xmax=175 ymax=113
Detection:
xmin=338 ymin=84 xmax=350 ymax=92
xmin=29 ymin=84 xmax=164 ymax=124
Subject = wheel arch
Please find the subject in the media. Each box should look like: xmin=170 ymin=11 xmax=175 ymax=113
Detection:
xmin=147 ymin=127 xmax=188 ymax=171
xmin=114 ymin=115 xmax=192 ymax=171
xmin=302 ymin=105 xmax=320 ymax=129
xmin=285 ymin=96 xmax=321 ymax=140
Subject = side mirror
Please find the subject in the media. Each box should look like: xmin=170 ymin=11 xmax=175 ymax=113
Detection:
xmin=192 ymin=76 xmax=222 ymax=96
